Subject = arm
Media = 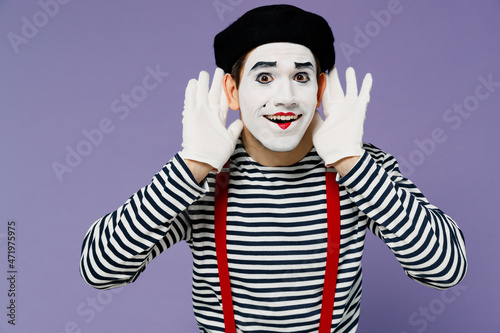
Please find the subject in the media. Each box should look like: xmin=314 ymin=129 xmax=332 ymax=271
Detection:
xmin=80 ymin=68 xmax=242 ymax=289
xmin=79 ymin=154 xmax=207 ymax=289
xmin=312 ymin=67 xmax=466 ymax=288
xmin=339 ymin=144 xmax=467 ymax=289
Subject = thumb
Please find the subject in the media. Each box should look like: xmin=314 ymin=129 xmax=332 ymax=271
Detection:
xmin=310 ymin=111 xmax=324 ymax=135
xmin=226 ymin=119 xmax=243 ymax=144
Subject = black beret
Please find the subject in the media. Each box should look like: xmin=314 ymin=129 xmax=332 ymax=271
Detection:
xmin=214 ymin=4 xmax=335 ymax=73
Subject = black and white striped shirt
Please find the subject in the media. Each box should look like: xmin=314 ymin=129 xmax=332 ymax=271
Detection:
xmin=80 ymin=142 xmax=467 ymax=332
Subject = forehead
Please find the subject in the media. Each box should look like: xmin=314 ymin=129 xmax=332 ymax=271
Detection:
xmin=244 ymin=43 xmax=315 ymax=70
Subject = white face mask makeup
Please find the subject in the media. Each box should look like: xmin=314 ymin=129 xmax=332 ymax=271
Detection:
xmin=237 ymin=43 xmax=319 ymax=152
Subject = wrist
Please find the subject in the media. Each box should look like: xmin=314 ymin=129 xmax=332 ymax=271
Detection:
xmin=332 ymin=156 xmax=360 ymax=177
xmin=184 ymin=159 xmax=214 ymax=184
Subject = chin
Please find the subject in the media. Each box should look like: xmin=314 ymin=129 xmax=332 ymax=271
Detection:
xmin=263 ymin=138 xmax=301 ymax=152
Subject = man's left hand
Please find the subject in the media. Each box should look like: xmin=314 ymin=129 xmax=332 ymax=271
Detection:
xmin=312 ymin=67 xmax=373 ymax=172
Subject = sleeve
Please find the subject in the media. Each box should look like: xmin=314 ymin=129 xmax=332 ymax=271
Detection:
xmin=79 ymin=153 xmax=208 ymax=290
xmin=337 ymin=144 xmax=468 ymax=289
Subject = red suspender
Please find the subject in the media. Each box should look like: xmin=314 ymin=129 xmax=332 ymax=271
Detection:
xmin=318 ymin=170 xmax=341 ymax=333
xmin=215 ymin=164 xmax=341 ymax=333
xmin=214 ymin=163 xmax=235 ymax=333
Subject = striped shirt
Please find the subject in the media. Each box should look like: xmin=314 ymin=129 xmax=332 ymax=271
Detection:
xmin=80 ymin=142 xmax=467 ymax=332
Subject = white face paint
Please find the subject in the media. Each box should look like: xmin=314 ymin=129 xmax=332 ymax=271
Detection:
xmin=237 ymin=43 xmax=319 ymax=152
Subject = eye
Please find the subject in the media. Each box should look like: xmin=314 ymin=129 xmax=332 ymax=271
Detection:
xmin=256 ymin=73 xmax=273 ymax=84
xmin=294 ymin=72 xmax=310 ymax=83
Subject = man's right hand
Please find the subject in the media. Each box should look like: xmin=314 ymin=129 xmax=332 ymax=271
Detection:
xmin=180 ymin=68 xmax=243 ymax=178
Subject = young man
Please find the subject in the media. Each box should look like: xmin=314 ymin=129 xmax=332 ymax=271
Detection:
xmin=80 ymin=5 xmax=467 ymax=332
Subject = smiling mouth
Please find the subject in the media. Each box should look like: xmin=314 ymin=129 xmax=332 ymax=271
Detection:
xmin=264 ymin=113 xmax=302 ymax=130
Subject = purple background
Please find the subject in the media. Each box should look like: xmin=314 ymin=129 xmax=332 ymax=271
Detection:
xmin=1 ymin=1 xmax=498 ymax=332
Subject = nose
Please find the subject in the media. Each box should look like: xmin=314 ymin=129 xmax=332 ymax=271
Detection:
xmin=273 ymin=79 xmax=297 ymax=107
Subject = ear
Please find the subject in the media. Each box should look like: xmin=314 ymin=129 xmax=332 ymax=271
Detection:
xmin=223 ymin=73 xmax=240 ymax=111
xmin=316 ymin=72 xmax=327 ymax=108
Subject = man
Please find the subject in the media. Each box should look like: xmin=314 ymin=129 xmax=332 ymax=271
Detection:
xmin=80 ymin=5 xmax=467 ymax=332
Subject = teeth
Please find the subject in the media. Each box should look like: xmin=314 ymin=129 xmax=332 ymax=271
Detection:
xmin=265 ymin=115 xmax=299 ymax=121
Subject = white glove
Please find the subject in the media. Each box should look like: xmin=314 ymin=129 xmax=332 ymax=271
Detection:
xmin=312 ymin=67 xmax=373 ymax=165
xmin=180 ymin=68 xmax=243 ymax=171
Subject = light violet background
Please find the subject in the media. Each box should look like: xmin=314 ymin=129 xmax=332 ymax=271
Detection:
xmin=1 ymin=1 xmax=498 ymax=332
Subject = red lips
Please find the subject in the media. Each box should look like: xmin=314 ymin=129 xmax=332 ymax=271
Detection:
xmin=274 ymin=112 xmax=296 ymax=116
xmin=278 ymin=122 xmax=292 ymax=130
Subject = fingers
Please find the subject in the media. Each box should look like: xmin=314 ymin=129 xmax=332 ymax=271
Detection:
xmin=184 ymin=79 xmax=197 ymax=110
xmin=324 ymin=67 xmax=344 ymax=106
xmin=328 ymin=67 xmax=371 ymax=102
xmin=208 ymin=68 xmax=224 ymax=109
xmin=345 ymin=67 xmax=358 ymax=98
xmin=330 ymin=67 xmax=344 ymax=97
xmin=358 ymin=73 xmax=373 ymax=103
xmin=197 ymin=71 xmax=210 ymax=105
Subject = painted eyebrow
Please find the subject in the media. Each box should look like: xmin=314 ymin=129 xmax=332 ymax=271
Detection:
xmin=295 ymin=62 xmax=315 ymax=70
xmin=250 ymin=61 xmax=277 ymax=71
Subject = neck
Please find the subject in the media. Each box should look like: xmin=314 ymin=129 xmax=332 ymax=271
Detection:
xmin=241 ymin=125 xmax=314 ymax=167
